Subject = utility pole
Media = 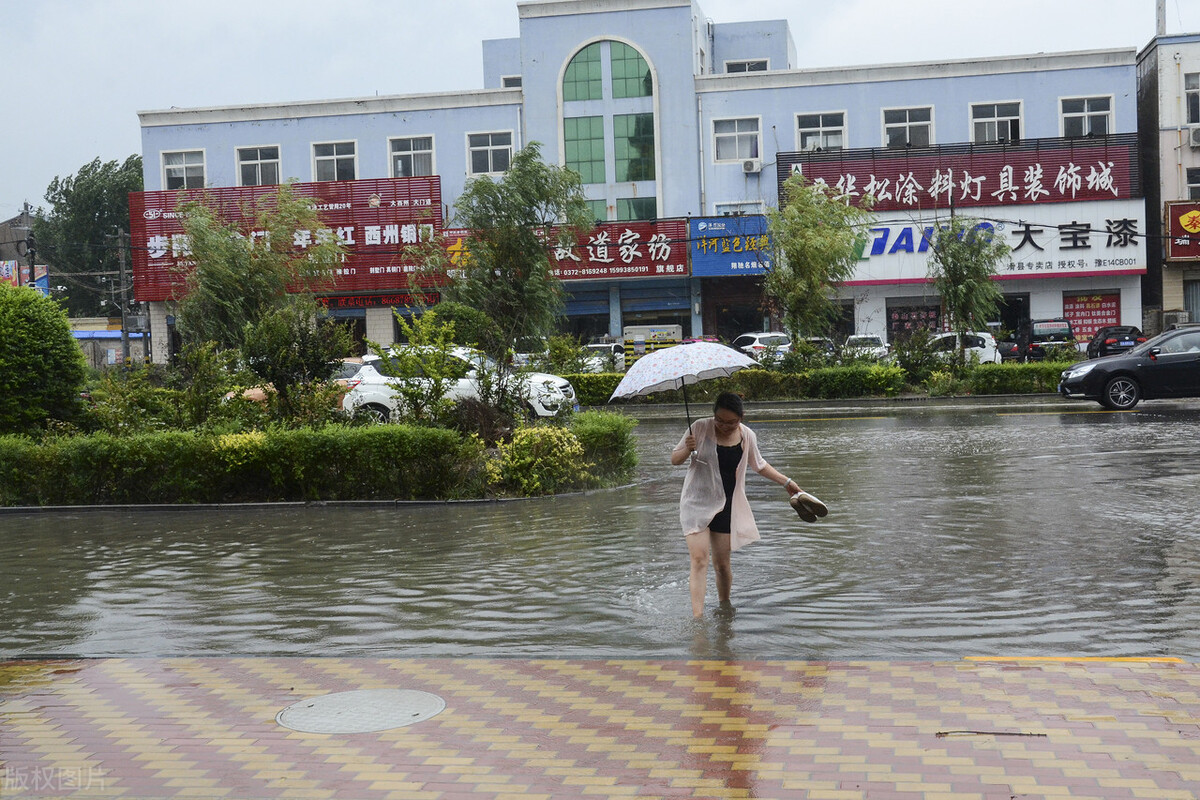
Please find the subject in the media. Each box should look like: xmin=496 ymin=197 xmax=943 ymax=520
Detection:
xmin=112 ymin=228 xmax=131 ymax=366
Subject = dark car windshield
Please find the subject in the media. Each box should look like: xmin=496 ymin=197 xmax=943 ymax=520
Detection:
xmin=1126 ymin=330 xmax=1179 ymax=356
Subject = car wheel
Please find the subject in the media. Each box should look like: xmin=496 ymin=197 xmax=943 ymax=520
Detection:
xmin=1101 ymin=375 xmax=1140 ymax=410
xmin=358 ymin=403 xmax=392 ymax=424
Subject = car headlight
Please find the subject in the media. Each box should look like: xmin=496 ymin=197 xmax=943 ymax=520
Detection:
xmin=1064 ymin=362 xmax=1097 ymax=379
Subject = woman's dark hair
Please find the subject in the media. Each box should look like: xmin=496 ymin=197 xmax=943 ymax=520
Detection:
xmin=713 ymin=391 xmax=744 ymax=418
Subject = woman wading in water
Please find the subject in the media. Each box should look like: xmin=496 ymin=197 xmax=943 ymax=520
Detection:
xmin=670 ymin=392 xmax=815 ymax=618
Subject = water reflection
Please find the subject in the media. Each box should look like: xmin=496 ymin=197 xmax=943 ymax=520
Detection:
xmin=2 ymin=401 xmax=1199 ymax=660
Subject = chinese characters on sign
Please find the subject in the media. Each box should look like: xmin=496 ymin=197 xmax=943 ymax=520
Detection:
xmin=888 ymin=305 xmax=942 ymax=340
xmin=129 ymin=177 xmax=443 ymax=301
xmin=1063 ymin=293 xmax=1120 ymax=340
xmin=849 ymin=200 xmax=1145 ymax=285
xmin=550 ymin=220 xmax=688 ymax=280
xmin=779 ymin=137 xmax=1138 ymax=213
xmin=1165 ymin=201 xmax=1200 ymax=261
xmin=689 ymin=217 xmax=772 ymax=276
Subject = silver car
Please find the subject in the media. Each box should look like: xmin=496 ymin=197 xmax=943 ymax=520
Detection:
xmin=344 ymin=346 xmax=578 ymax=421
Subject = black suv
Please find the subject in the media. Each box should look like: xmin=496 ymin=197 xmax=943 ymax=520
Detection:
xmin=1026 ymin=318 xmax=1078 ymax=361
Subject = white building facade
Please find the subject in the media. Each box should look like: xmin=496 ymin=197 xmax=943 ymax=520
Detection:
xmin=135 ymin=0 xmax=1147 ymax=361
xmin=1138 ymin=30 xmax=1200 ymax=326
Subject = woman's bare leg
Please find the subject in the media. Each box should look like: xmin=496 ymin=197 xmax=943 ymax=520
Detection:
xmin=686 ymin=531 xmax=711 ymax=618
xmin=711 ymin=533 xmax=733 ymax=607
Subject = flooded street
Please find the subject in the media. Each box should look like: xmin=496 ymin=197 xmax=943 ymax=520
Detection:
xmin=2 ymin=399 xmax=1199 ymax=660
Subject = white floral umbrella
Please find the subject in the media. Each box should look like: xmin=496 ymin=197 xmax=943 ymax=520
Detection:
xmin=609 ymin=341 xmax=758 ymax=427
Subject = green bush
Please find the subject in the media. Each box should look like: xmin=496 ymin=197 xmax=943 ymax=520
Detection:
xmin=807 ymin=364 xmax=905 ymax=398
xmin=0 ymin=284 xmax=87 ymax=434
xmin=0 ymin=425 xmax=487 ymax=506
xmin=570 ymin=411 xmax=639 ymax=483
xmin=567 ymin=372 xmax=624 ymax=406
xmin=489 ymin=425 xmax=590 ymax=496
xmin=966 ymin=361 xmax=1069 ymax=395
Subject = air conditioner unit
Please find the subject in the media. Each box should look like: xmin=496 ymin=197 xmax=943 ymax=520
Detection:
xmin=742 ymin=158 xmax=762 ymax=174
xmin=1189 ymin=127 xmax=1200 ymax=148
xmin=1163 ymin=310 xmax=1191 ymax=328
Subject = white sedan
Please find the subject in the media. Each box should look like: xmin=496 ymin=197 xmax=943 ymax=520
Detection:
xmin=345 ymin=346 xmax=578 ymax=421
xmin=929 ymin=331 xmax=1002 ymax=364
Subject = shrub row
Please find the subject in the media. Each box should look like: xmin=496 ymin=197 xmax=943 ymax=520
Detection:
xmin=0 ymin=412 xmax=640 ymax=506
xmin=571 ymin=360 xmax=1073 ymax=407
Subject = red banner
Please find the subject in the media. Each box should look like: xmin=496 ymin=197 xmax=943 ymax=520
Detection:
xmin=549 ymin=219 xmax=689 ymax=280
xmin=778 ymin=135 xmax=1139 ymax=213
xmin=129 ymin=177 xmax=443 ymax=301
xmin=1165 ymin=201 xmax=1200 ymax=262
xmin=1063 ymin=293 xmax=1121 ymax=340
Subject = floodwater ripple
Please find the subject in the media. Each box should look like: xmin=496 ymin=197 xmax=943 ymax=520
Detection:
xmin=2 ymin=402 xmax=1198 ymax=659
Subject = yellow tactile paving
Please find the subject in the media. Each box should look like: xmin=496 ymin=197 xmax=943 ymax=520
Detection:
xmin=0 ymin=657 xmax=1197 ymax=799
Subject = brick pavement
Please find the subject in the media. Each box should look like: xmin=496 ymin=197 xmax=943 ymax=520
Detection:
xmin=1 ymin=657 xmax=1197 ymax=800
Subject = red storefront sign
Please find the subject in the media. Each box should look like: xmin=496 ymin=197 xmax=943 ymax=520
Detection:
xmin=549 ymin=219 xmax=689 ymax=280
xmin=129 ymin=177 xmax=443 ymax=301
xmin=317 ymin=292 xmax=440 ymax=310
xmin=777 ymin=134 xmax=1139 ymax=213
xmin=1063 ymin=292 xmax=1120 ymax=340
xmin=1165 ymin=201 xmax=1200 ymax=261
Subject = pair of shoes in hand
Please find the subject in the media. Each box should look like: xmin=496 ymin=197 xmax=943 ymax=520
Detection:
xmin=789 ymin=490 xmax=828 ymax=523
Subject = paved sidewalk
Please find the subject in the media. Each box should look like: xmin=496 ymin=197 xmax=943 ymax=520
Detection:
xmin=2 ymin=657 xmax=1197 ymax=800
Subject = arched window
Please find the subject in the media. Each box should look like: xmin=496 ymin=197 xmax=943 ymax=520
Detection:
xmin=563 ymin=43 xmax=603 ymax=102
xmin=610 ymin=42 xmax=652 ymax=99
xmin=562 ymin=40 xmax=656 ymax=218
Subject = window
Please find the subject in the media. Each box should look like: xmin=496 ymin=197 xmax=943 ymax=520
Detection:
xmin=563 ymin=42 xmax=602 ymax=101
xmin=972 ymin=102 xmax=1021 ymax=143
xmin=501 ymin=75 xmax=522 ymax=88
xmin=714 ymin=118 xmax=760 ymax=161
xmin=725 ymin=59 xmax=768 ymax=73
xmin=714 ymin=201 xmax=764 ymax=216
xmin=614 ymin=114 xmax=655 ymax=180
xmin=586 ymin=199 xmax=608 ymax=222
xmin=237 ymin=146 xmax=279 ymax=186
xmin=314 ymin=141 xmax=356 ymax=181
xmin=564 ymin=117 xmax=605 ymax=184
xmin=797 ymin=112 xmax=844 ymax=151
xmin=616 ymin=197 xmax=656 ymax=221
xmin=1187 ymin=73 xmax=1199 ymax=125
xmin=1062 ymin=96 xmax=1111 ymax=137
xmin=1188 ymin=168 xmax=1200 ymax=200
xmin=390 ymin=137 xmax=433 ymax=178
xmin=611 ymin=42 xmax=652 ymax=98
xmin=884 ymin=107 xmax=932 ymax=148
xmin=468 ymin=131 xmax=512 ymax=175
xmin=163 ymin=150 xmax=204 ymax=190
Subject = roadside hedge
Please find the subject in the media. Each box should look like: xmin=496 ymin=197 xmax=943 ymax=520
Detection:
xmin=965 ymin=361 xmax=1072 ymax=395
xmin=0 ymin=411 xmax=641 ymax=507
xmin=573 ymin=360 xmax=1073 ymax=407
xmin=0 ymin=425 xmax=486 ymax=506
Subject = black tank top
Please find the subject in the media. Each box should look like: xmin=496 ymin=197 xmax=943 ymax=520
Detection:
xmin=708 ymin=440 xmax=742 ymax=533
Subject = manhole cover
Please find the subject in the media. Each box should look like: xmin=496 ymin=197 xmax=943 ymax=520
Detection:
xmin=276 ymin=688 xmax=445 ymax=733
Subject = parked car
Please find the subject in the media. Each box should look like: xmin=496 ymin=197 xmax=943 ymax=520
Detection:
xmin=995 ymin=335 xmax=1024 ymax=362
xmin=928 ymin=331 xmax=1002 ymax=364
xmin=583 ymin=341 xmax=625 ymax=372
xmin=841 ymin=334 xmax=889 ymax=361
xmin=800 ymin=336 xmax=838 ymax=357
xmin=732 ymin=331 xmax=792 ymax=364
xmin=227 ymin=357 xmax=368 ymax=409
xmin=1058 ymin=326 xmax=1200 ymax=409
xmin=345 ymin=346 xmax=578 ymax=421
xmin=1026 ymin=318 xmax=1078 ymax=361
xmin=1085 ymin=325 xmax=1146 ymax=359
